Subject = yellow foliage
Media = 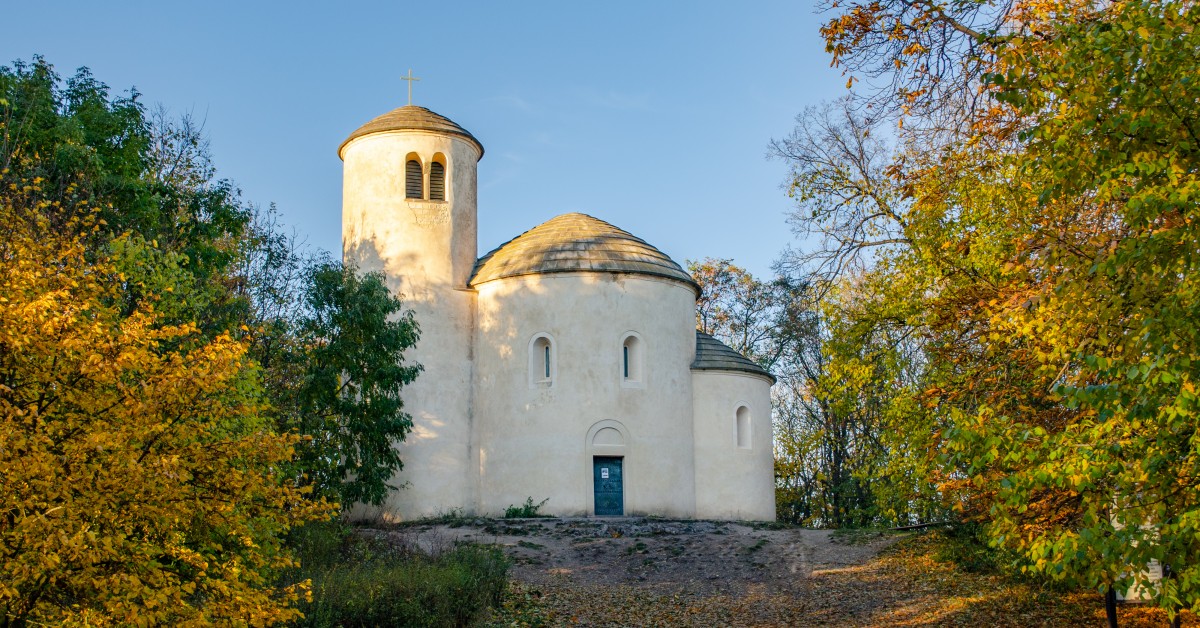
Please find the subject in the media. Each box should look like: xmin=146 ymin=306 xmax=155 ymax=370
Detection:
xmin=0 ymin=183 xmax=332 ymax=625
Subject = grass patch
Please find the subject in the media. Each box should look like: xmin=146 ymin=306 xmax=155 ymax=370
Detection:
xmin=743 ymin=538 xmax=769 ymax=553
xmin=422 ymin=507 xmax=476 ymax=528
xmin=284 ymin=521 xmax=509 ymax=627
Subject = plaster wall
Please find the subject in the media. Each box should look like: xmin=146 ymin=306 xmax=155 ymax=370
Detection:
xmin=473 ymin=273 xmax=698 ymax=518
xmin=341 ymin=130 xmax=481 ymax=519
xmin=691 ymin=371 xmax=776 ymax=520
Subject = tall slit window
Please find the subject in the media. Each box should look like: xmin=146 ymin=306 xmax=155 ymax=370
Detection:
xmin=429 ymin=161 xmax=446 ymax=201
xmin=620 ymin=333 xmax=643 ymax=386
xmin=530 ymin=334 xmax=554 ymax=387
xmin=405 ymin=159 xmax=423 ymax=199
xmin=736 ymin=406 xmax=751 ymax=449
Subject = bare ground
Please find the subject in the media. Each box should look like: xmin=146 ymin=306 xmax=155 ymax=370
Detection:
xmin=368 ymin=518 xmax=892 ymax=595
xmin=362 ymin=518 xmax=1197 ymax=627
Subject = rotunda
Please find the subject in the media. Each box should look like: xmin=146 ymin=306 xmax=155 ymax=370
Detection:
xmin=341 ymin=103 xmax=775 ymax=520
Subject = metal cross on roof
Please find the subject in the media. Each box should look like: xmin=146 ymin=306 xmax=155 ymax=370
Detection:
xmin=401 ymin=69 xmax=420 ymax=106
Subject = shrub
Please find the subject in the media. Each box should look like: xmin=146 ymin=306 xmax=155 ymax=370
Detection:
xmin=284 ymin=522 xmax=509 ymax=627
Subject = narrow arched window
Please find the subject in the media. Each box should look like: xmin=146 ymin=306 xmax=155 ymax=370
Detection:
xmin=621 ymin=334 xmax=643 ymax=385
xmin=405 ymin=159 xmax=423 ymax=199
xmin=736 ymin=406 xmax=751 ymax=449
xmin=530 ymin=334 xmax=554 ymax=387
xmin=429 ymin=161 xmax=446 ymax=201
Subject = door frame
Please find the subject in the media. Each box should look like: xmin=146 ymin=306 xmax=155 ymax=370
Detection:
xmin=585 ymin=420 xmax=630 ymax=516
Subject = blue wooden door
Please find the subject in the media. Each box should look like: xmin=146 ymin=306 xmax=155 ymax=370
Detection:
xmin=593 ymin=457 xmax=623 ymax=516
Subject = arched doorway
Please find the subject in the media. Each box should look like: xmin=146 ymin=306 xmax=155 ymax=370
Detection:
xmin=585 ymin=420 xmax=629 ymax=517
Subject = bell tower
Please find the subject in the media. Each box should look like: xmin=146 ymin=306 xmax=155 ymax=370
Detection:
xmin=339 ymin=102 xmax=483 ymax=518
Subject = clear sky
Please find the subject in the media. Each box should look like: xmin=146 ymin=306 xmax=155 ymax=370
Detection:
xmin=3 ymin=1 xmax=847 ymax=278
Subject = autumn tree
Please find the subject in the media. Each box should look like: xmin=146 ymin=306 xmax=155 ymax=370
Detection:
xmin=0 ymin=55 xmax=428 ymax=623
xmin=2 ymin=56 xmax=424 ymax=511
xmin=688 ymin=257 xmax=913 ymax=527
xmin=0 ymin=181 xmax=332 ymax=626
xmin=774 ymin=278 xmax=944 ymax=528
xmin=779 ymin=0 xmax=1200 ymax=613
xmin=688 ymin=257 xmax=799 ymax=369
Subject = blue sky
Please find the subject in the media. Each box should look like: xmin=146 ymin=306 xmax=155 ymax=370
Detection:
xmin=3 ymin=1 xmax=847 ymax=278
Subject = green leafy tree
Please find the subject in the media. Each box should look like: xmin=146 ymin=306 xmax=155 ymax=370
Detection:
xmin=286 ymin=261 xmax=423 ymax=507
xmin=1 ymin=57 xmax=252 ymax=335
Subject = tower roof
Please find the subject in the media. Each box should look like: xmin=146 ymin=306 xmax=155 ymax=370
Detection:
xmin=470 ymin=213 xmax=700 ymax=295
xmin=691 ymin=331 xmax=776 ymax=383
xmin=339 ymin=105 xmax=484 ymax=158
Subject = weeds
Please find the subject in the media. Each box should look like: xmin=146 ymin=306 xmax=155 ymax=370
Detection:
xmin=504 ymin=497 xmax=550 ymax=519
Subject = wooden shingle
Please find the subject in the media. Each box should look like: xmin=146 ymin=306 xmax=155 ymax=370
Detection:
xmin=691 ymin=331 xmax=775 ymax=383
xmin=470 ymin=213 xmax=701 ymax=295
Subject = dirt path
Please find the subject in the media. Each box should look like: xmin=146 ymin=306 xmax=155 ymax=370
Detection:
xmin=380 ymin=518 xmax=894 ymax=596
xmin=364 ymin=519 xmax=1196 ymax=627
xmin=365 ymin=518 xmax=902 ymax=625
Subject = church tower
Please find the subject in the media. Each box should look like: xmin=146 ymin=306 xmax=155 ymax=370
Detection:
xmin=339 ymin=102 xmax=483 ymax=518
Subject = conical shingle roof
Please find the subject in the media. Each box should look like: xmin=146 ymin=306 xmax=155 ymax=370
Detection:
xmin=691 ymin=331 xmax=775 ymax=383
xmin=470 ymin=213 xmax=700 ymax=294
xmin=339 ymin=105 xmax=484 ymax=158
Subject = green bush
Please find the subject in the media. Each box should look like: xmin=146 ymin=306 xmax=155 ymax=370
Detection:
xmin=930 ymin=524 xmax=1064 ymax=590
xmin=284 ymin=522 xmax=509 ymax=627
xmin=504 ymin=497 xmax=550 ymax=519
xmin=287 ymin=520 xmax=355 ymax=569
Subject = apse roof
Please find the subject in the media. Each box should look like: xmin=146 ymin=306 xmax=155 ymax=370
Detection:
xmin=339 ymin=105 xmax=484 ymax=158
xmin=691 ymin=331 xmax=776 ymax=383
xmin=469 ymin=213 xmax=700 ymax=295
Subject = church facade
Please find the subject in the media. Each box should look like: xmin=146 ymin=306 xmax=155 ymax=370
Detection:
xmin=340 ymin=104 xmax=775 ymax=521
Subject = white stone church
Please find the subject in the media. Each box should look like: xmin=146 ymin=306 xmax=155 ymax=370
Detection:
xmin=340 ymin=103 xmax=775 ymax=521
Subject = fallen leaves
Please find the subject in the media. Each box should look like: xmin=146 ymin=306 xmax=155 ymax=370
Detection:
xmin=487 ymin=531 xmax=1197 ymax=626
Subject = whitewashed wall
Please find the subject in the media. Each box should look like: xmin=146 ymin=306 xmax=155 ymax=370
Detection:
xmin=692 ymin=371 xmax=776 ymax=520
xmin=473 ymin=272 xmax=698 ymax=517
xmin=341 ymin=129 xmax=481 ymax=519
